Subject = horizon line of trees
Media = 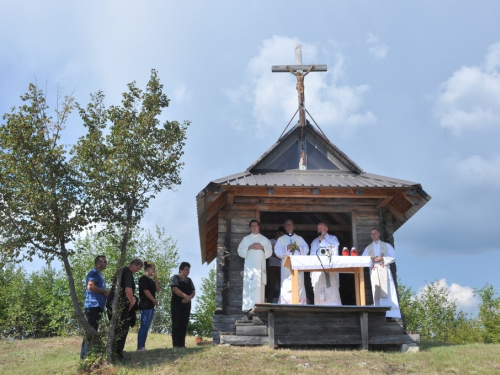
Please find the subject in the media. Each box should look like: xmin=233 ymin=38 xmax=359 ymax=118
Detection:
xmin=1 ymin=229 xmax=499 ymax=346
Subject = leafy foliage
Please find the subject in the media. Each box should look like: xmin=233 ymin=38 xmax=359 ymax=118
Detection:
xmin=0 ymin=84 xmax=95 ymax=342
xmin=475 ymin=284 xmax=500 ymax=343
xmin=0 ymin=264 xmax=75 ymax=339
xmin=0 ymin=84 xmax=86 ymax=262
xmin=398 ymin=279 xmax=483 ymax=344
xmin=190 ymin=266 xmax=216 ymax=338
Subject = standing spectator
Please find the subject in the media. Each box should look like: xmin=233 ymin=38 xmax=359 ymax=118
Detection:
xmin=137 ymin=262 xmax=160 ymax=351
xmin=170 ymin=262 xmax=195 ymax=348
xmin=107 ymin=258 xmax=143 ymax=360
xmin=80 ymin=255 xmax=109 ymax=359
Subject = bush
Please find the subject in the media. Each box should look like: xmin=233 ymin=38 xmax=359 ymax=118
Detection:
xmin=190 ymin=266 xmax=216 ymax=338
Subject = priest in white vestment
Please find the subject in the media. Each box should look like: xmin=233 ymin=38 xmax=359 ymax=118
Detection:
xmin=237 ymin=220 xmax=273 ymax=312
xmin=309 ymin=222 xmax=342 ymax=305
xmin=274 ymin=219 xmax=309 ymax=304
xmin=362 ymin=227 xmax=401 ymax=318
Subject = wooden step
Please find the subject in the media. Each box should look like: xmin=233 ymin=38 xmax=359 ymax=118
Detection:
xmin=220 ymin=334 xmax=269 ymax=346
xmin=234 ymin=318 xmax=265 ymax=326
xmin=236 ymin=325 xmax=268 ymax=336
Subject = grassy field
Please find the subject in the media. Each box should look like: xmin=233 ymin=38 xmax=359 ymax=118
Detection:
xmin=1 ymin=333 xmax=499 ymax=374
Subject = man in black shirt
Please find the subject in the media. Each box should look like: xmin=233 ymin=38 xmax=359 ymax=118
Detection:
xmin=107 ymin=258 xmax=143 ymax=359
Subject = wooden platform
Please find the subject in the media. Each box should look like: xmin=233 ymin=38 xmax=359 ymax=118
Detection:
xmin=220 ymin=304 xmax=419 ymax=350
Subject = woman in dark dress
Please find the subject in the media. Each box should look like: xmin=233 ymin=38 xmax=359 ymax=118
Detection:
xmin=137 ymin=261 xmax=160 ymax=351
xmin=170 ymin=262 xmax=195 ymax=348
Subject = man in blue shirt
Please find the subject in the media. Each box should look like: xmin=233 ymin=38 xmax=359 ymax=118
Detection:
xmin=80 ymin=255 xmax=109 ymax=359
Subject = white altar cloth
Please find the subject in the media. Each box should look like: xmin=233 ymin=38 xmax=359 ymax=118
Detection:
xmin=285 ymin=255 xmax=395 ymax=271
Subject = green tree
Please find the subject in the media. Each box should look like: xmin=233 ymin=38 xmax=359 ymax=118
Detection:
xmin=397 ymin=278 xmax=418 ymax=332
xmin=0 ymin=264 xmax=28 ymax=338
xmin=190 ymin=266 xmax=216 ymax=338
xmin=0 ymin=85 xmax=95 ymax=341
xmin=74 ymin=69 xmax=189 ymax=359
xmin=0 ymin=264 xmax=76 ymax=339
xmin=398 ymin=280 xmax=482 ymax=344
xmin=475 ymin=284 xmax=500 ymax=343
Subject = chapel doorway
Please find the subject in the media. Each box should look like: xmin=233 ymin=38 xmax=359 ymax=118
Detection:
xmin=259 ymin=211 xmax=356 ymax=305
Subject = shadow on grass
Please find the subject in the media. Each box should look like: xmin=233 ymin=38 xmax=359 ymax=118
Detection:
xmin=116 ymin=346 xmax=212 ymax=369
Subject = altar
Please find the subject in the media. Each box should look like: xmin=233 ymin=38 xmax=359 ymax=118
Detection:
xmin=283 ymin=255 xmax=379 ymax=305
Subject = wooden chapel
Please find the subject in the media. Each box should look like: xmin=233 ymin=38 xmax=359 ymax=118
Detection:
xmin=196 ymin=47 xmax=431 ymax=348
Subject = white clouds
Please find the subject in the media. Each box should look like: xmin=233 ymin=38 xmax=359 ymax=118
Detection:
xmin=435 ymin=42 xmax=500 ymax=135
xmin=226 ymin=36 xmax=375 ymax=133
xmin=448 ymin=153 xmax=500 ymax=188
xmin=417 ymin=279 xmax=480 ymax=314
xmin=436 ymin=279 xmax=480 ymax=314
xmin=366 ymin=33 xmax=388 ymax=61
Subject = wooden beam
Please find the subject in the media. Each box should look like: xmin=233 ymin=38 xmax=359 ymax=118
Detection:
xmin=377 ymin=196 xmax=393 ymax=208
xmin=225 ymin=193 xmax=234 ymax=211
xmin=386 ymin=203 xmax=405 ymax=222
xmin=206 ymin=192 xmax=227 ymax=221
xmin=223 ymin=186 xmax=403 ymax=199
xmin=272 ymin=64 xmax=327 ymax=72
xmin=261 ymin=223 xmax=351 ymax=232
xmin=401 ymin=192 xmax=416 ymax=207
xmin=233 ymin=202 xmax=375 ymax=212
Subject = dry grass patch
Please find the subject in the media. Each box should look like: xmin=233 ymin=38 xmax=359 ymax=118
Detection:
xmin=1 ymin=335 xmax=499 ymax=374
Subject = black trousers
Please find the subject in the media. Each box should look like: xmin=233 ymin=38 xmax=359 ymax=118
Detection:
xmin=80 ymin=307 xmax=103 ymax=359
xmin=107 ymin=304 xmax=131 ymax=357
xmin=171 ymin=304 xmax=191 ymax=347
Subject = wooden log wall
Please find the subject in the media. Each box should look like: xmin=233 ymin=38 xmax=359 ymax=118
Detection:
xmin=212 ymin=195 xmax=401 ymax=343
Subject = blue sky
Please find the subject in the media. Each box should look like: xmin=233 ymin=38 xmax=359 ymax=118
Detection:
xmin=1 ymin=1 xmax=500 ymax=314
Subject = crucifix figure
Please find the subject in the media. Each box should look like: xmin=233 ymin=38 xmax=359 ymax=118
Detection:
xmin=286 ymin=64 xmax=315 ymax=108
xmin=271 ymin=44 xmax=327 ymax=121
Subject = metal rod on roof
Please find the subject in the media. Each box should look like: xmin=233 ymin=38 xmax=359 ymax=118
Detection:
xmin=278 ymin=108 xmax=299 ymax=141
xmin=305 ymin=108 xmax=330 ymax=142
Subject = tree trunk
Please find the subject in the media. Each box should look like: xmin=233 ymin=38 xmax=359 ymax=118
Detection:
xmin=60 ymin=242 xmax=97 ymax=339
xmin=106 ymin=207 xmax=134 ymax=361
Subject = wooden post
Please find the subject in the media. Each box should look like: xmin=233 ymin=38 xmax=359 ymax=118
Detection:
xmin=351 ymin=210 xmax=358 ymax=250
xmin=354 ymin=269 xmax=360 ymax=306
xmin=268 ymin=310 xmax=275 ymax=348
xmin=284 ymin=256 xmax=300 ymax=304
xmin=360 ymin=311 xmax=369 ymax=350
xmin=291 ymin=268 xmax=299 ymax=304
xmin=360 ymin=268 xmax=366 ymax=306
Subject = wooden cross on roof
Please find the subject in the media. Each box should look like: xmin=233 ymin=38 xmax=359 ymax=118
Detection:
xmin=272 ymin=44 xmax=327 ymax=128
xmin=272 ymin=45 xmax=327 ymax=170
